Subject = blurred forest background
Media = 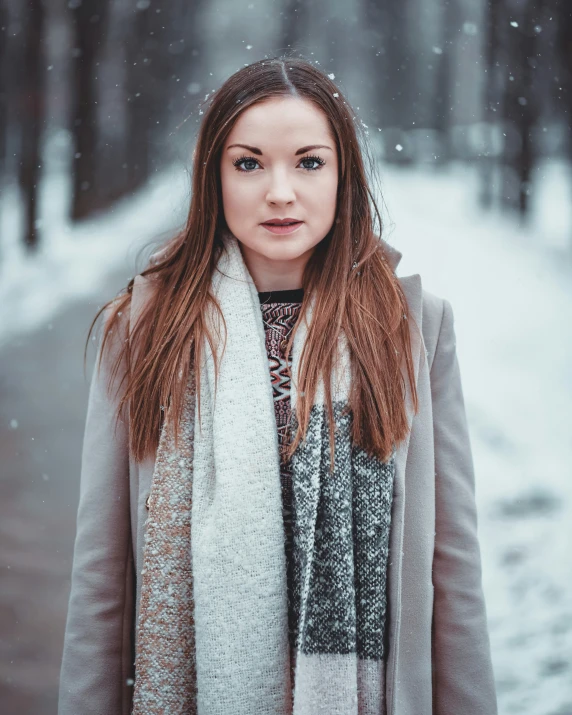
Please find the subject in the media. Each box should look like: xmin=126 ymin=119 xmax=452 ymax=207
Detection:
xmin=1 ymin=0 xmax=572 ymax=251
xmin=1 ymin=0 xmax=572 ymax=714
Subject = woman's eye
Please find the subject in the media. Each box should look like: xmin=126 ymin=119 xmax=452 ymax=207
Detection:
xmin=233 ymin=157 xmax=259 ymax=172
xmin=300 ymin=157 xmax=324 ymax=170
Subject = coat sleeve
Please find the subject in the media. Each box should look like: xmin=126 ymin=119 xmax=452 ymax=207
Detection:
xmin=58 ymin=306 xmax=135 ymax=715
xmin=430 ymin=298 xmax=498 ymax=715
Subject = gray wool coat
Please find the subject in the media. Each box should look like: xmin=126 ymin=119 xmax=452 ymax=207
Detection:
xmin=58 ymin=240 xmax=498 ymax=715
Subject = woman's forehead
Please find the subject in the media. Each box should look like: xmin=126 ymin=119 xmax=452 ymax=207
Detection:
xmin=224 ymin=97 xmax=333 ymax=149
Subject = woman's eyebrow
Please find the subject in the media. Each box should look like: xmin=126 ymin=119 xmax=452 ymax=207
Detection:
xmin=226 ymin=143 xmax=333 ymax=155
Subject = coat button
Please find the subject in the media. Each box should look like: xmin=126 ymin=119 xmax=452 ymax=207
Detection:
xmin=280 ymin=339 xmax=288 ymax=352
xmin=145 ymin=494 xmax=150 ymax=510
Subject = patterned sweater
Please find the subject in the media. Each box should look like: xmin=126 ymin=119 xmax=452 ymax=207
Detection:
xmin=258 ymin=287 xmax=304 ymax=668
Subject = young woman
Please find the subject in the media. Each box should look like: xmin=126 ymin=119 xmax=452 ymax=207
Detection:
xmin=58 ymin=57 xmax=497 ymax=715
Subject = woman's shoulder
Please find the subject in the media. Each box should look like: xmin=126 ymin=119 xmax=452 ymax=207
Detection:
xmin=394 ymin=271 xmax=447 ymax=345
xmin=420 ymin=287 xmax=453 ymax=372
xmin=421 ymin=287 xmax=446 ymax=332
xmin=130 ymin=262 xmax=163 ymax=333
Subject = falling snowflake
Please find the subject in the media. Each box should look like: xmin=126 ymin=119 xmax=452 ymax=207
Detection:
xmin=463 ymin=22 xmax=478 ymax=35
xmin=395 ymin=144 xmax=403 ymax=152
xmin=328 ymin=73 xmax=335 ymax=80
xmin=333 ymin=92 xmax=339 ymax=98
xmin=246 ymin=44 xmax=253 ymax=50
xmin=510 ymin=21 xmax=519 ymax=28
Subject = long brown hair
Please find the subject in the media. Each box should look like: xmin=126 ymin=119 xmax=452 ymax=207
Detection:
xmin=88 ymin=55 xmax=419 ymax=470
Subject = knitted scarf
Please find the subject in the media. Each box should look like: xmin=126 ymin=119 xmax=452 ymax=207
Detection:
xmin=132 ymin=230 xmax=396 ymax=714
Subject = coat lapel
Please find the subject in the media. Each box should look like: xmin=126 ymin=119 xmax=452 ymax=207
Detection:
xmin=385 ymin=272 xmax=424 ymax=715
xmin=129 ymin=273 xmax=159 ymax=628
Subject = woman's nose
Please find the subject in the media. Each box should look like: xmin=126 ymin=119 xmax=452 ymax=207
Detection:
xmin=265 ymin=169 xmax=296 ymax=204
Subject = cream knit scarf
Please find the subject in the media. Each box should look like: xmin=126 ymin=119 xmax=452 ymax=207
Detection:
xmin=132 ymin=230 xmax=395 ymax=714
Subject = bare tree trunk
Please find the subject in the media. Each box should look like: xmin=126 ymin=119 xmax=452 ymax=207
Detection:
xmin=555 ymin=0 xmax=572 ymax=148
xmin=68 ymin=0 xmax=111 ymax=221
xmin=381 ymin=2 xmax=414 ymax=130
xmin=434 ymin=0 xmax=458 ymax=164
xmin=124 ymin=4 xmax=156 ymax=195
xmin=501 ymin=0 xmax=542 ymax=219
xmin=0 ymin=0 xmax=8 ymax=196
xmin=362 ymin=0 xmax=415 ymax=163
xmin=123 ymin=0 xmax=175 ymax=195
xmin=361 ymin=0 xmax=385 ymax=133
xmin=94 ymin=0 xmax=208 ymax=211
xmin=0 ymin=0 xmax=8 ymax=259
xmin=280 ymin=0 xmax=309 ymax=54
xmin=480 ymin=0 xmax=502 ymax=208
xmin=158 ymin=0 xmax=208 ymax=161
xmin=554 ymin=0 xmax=572 ymax=249
xmin=17 ymin=0 xmax=46 ymax=251
xmin=86 ymin=0 xmax=129 ymax=214
xmin=517 ymin=1 xmax=539 ymax=217
xmin=165 ymin=0 xmax=210 ymax=151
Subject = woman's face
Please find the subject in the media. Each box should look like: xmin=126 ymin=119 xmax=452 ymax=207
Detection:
xmin=220 ymin=96 xmax=339 ymax=291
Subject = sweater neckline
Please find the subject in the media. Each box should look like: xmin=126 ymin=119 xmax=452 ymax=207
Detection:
xmin=258 ymin=288 xmax=304 ymax=304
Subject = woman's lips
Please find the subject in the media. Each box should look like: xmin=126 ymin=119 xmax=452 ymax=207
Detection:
xmin=261 ymin=221 xmax=303 ymax=235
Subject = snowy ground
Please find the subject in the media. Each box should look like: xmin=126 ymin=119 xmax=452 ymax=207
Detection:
xmin=1 ymin=140 xmax=571 ymax=713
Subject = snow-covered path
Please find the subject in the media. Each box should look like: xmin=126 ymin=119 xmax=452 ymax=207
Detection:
xmin=1 ymin=158 xmax=571 ymax=714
